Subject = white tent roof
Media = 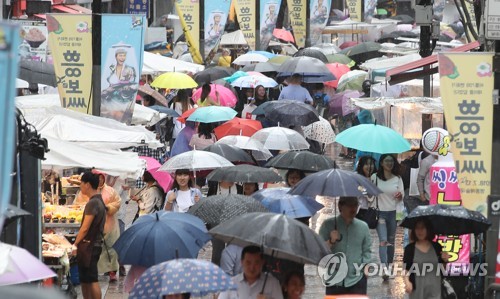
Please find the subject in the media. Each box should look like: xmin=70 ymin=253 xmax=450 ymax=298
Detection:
xmin=220 ymin=30 xmax=248 ymax=46
xmin=142 ymin=51 xmax=204 ymax=74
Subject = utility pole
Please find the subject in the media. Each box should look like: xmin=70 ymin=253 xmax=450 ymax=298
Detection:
xmin=91 ymin=0 xmax=102 ymax=116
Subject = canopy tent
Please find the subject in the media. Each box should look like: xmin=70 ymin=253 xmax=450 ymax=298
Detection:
xmin=349 ymin=97 xmax=443 ymax=114
xmin=142 ymin=51 xmax=204 ymax=74
xmin=220 ymin=30 xmax=248 ymax=46
xmin=360 ymin=53 xmax=421 ymax=80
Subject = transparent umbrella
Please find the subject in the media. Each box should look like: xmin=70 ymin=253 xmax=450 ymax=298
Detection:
xmin=250 ymin=127 xmax=310 ymax=151
xmin=216 ymin=135 xmax=273 ymax=161
xmin=158 ymin=150 xmax=233 ymax=173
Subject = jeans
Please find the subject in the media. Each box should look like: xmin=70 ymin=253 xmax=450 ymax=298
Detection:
xmin=376 ymin=210 xmax=397 ymax=265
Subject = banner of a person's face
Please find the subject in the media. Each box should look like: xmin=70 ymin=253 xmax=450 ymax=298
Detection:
xmin=234 ymin=0 xmax=257 ymax=50
xmin=100 ymin=15 xmax=145 ymax=125
xmin=259 ymin=0 xmax=281 ymax=50
xmin=204 ymin=0 xmax=231 ymax=58
xmin=438 ymin=53 xmax=494 ymax=215
xmin=287 ymin=0 xmax=307 ymax=48
xmin=47 ymin=14 xmax=93 ymax=114
xmin=309 ymin=0 xmax=331 ymax=45
xmin=175 ymin=0 xmax=203 ymax=64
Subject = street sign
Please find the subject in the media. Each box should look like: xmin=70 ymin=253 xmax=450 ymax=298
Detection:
xmin=486 ymin=0 xmax=500 ymax=39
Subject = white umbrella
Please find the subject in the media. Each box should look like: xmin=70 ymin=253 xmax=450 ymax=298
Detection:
xmin=216 ymin=135 xmax=272 ymax=161
xmin=158 ymin=150 xmax=233 ymax=173
xmin=230 ymin=75 xmax=278 ymax=89
xmin=233 ymin=53 xmax=269 ymax=65
xmin=250 ymin=127 xmax=310 ymax=151
xmin=302 ymin=116 xmax=336 ymax=144
xmin=16 ymin=78 xmax=29 ymax=89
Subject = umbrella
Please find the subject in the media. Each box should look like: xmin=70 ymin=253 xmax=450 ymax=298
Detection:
xmin=265 ymin=150 xmax=336 ymax=172
xmin=216 ymin=135 xmax=273 ymax=161
xmin=209 ymin=212 xmax=330 ymax=264
xmin=158 ymin=150 xmax=234 ymax=172
xmin=188 ymin=194 xmax=268 ymax=228
xmin=339 ymin=41 xmax=359 ymax=49
xmin=324 ymin=63 xmax=351 ymax=88
xmin=389 ymin=14 xmax=415 ymax=24
xmin=231 ymin=75 xmax=278 ymax=89
xmin=378 ymin=31 xmax=418 ymax=43
xmin=302 ymin=116 xmax=336 ymax=144
xmin=309 ymin=43 xmax=342 ymax=55
xmin=177 ymin=107 xmax=197 ymax=123
xmin=250 ymin=127 xmax=310 ymax=151
xmin=138 ymin=84 xmax=169 ymax=106
xmin=148 ymin=105 xmax=180 ymax=117
xmin=192 ymin=84 xmax=238 ymax=107
xmin=129 ymin=259 xmax=236 ymax=298
xmin=336 ymin=70 xmax=368 ymax=92
xmin=400 ymin=205 xmax=491 ymax=235
xmin=273 ymin=28 xmax=295 ymax=42
xmin=206 ymin=164 xmax=283 ymax=183
xmin=18 ymin=60 xmax=56 ymax=87
xmin=213 ymin=117 xmax=263 ymax=138
xmin=0 ymin=242 xmax=56 ymax=286
xmin=277 ymin=56 xmax=335 ymax=83
xmin=151 ymin=72 xmax=198 ymax=89
xmin=247 ymin=51 xmax=276 ymax=59
xmin=193 ymin=66 xmax=236 ymax=84
xmin=268 ymin=55 xmax=291 ymax=65
xmin=251 ymin=101 xmax=274 ymax=116
xmin=263 ymin=100 xmax=320 ymax=127
xmin=325 ymin=54 xmax=355 ymax=67
xmin=289 ymin=168 xmax=382 ymax=198
xmin=328 ymin=90 xmax=362 ymax=116
xmin=202 ymin=144 xmax=254 ymax=164
xmin=233 ymin=53 xmax=269 ymax=65
xmin=186 ymin=106 xmax=237 ymax=123
xmin=335 ymin=123 xmax=411 ymax=154
xmin=0 ymin=285 xmax=68 ymax=299
xmin=15 ymin=78 xmax=29 ymax=89
xmin=139 ymin=156 xmax=174 ymax=193
xmin=252 ymin=187 xmax=324 ymax=218
xmin=4 ymin=204 xmax=31 ymax=219
xmin=223 ymin=71 xmax=250 ymax=83
xmin=241 ymin=61 xmax=279 ymax=73
xmin=113 ymin=212 xmax=210 ymax=268
xmin=293 ymin=48 xmax=329 ymax=63
xmin=340 ymin=42 xmax=384 ymax=63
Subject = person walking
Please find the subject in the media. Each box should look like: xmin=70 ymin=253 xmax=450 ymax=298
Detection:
xmin=277 ymin=74 xmax=313 ymax=104
xmin=129 ymin=170 xmax=165 ymax=218
xmin=164 ymin=169 xmax=202 ymax=212
xmin=355 ymin=155 xmax=377 ymax=221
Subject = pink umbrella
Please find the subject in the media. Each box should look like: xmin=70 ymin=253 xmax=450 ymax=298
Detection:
xmin=192 ymin=84 xmax=238 ymax=107
xmin=324 ymin=63 xmax=351 ymax=88
xmin=273 ymin=28 xmax=295 ymax=43
xmin=246 ymin=71 xmax=266 ymax=77
xmin=328 ymin=90 xmax=362 ymax=116
xmin=140 ymin=156 xmax=174 ymax=193
xmin=339 ymin=41 xmax=358 ymax=50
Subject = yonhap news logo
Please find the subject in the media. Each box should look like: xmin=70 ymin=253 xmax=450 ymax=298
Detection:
xmin=317 ymin=253 xmax=349 ymax=286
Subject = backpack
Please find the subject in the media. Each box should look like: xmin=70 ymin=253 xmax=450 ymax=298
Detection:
xmin=400 ymin=150 xmax=429 ymax=190
xmin=313 ymin=93 xmax=327 ymax=107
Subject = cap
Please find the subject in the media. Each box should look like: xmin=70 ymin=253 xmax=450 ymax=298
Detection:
xmin=115 ymin=48 xmax=127 ymax=55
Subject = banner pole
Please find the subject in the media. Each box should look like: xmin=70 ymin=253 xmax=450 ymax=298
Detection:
xmin=92 ymin=0 xmax=102 ymax=116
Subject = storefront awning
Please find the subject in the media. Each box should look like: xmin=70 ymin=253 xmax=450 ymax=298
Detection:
xmin=34 ymin=4 xmax=91 ymax=19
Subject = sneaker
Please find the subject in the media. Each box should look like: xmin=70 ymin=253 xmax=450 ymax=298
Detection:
xmin=109 ymin=271 xmax=117 ymax=283
xmin=119 ymin=266 xmax=127 ymax=277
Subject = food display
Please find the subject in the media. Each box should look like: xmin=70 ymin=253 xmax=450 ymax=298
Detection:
xmin=42 ymin=233 xmax=73 ymax=258
xmin=43 ymin=204 xmax=84 ymax=225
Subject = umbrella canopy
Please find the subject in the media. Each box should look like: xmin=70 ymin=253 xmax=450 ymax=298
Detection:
xmin=4 ymin=204 xmax=31 ymax=219
xmin=289 ymin=168 xmax=382 ymax=198
xmin=241 ymin=61 xmax=279 ymax=73
xmin=192 ymin=84 xmax=238 ymax=107
xmin=250 ymin=127 xmax=310 ymax=151
xmin=231 ymin=74 xmax=278 ymax=89
xmin=151 ymin=72 xmax=198 ymax=89
xmin=129 ymin=259 xmax=236 ymax=298
xmin=252 ymin=187 xmax=324 ymax=218
xmin=193 ymin=66 xmax=236 ymax=84
xmin=263 ymin=100 xmax=319 ymax=127
xmin=202 ymin=144 xmax=254 ymax=164
xmin=187 ymin=106 xmax=237 ymax=123
xmin=233 ymin=53 xmax=269 ymax=65
xmin=206 ymin=164 xmax=283 ymax=183
xmin=216 ymin=135 xmax=273 ymax=161
xmin=113 ymin=212 xmax=210 ymax=267
xmin=273 ymin=28 xmax=295 ymax=42
xmin=223 ymin=71 xmax=250 ymax=83
xmin=335 ymin=123 xmax=411 ymax=154
xmin=324 ymin=63 xmax=351 ymax=88
xmin=325 ymin=53 xmax=355 ymax=67
xmin=309 ymin=43 xmax=342 ymax=55
xmin=293 ymin=48 xmax=329 ymax=63
xmin=302 ymin=116 xmax=336 ymax=144
xmin=339 ymin=41 xmax=359 ymax=49
xmin=265 ymin=150 xmax=336 ymax=172
xmin=247 ymin=50 xmax=276 ymax=59
xmin=158 ymin=150 xmax=234 ymax=172
xmin=277 ymin=56 xmax=335 ymax=83
xmin=340 ymin=42 xmax=384 ymax=64
xmin=268 ymin=55 xmax=291 ymax=65
xmin=140 ymin=156 xmax=174 ymax=193
xmin=138 ymin=84 xmax=169 ymax=106
xmin=378 ymin=31 xmax=418 ymax=43
xmin=400 ymin=205 xmax=491 ymax=235
xmin=0 ymin=285 xmax=68 ymax=299
xmin=209 ymin=212 xmax=330 ymax=264
xmin=177 ymin=107 xmax=197 ymax=123
xmin=214 ymin=117 xmax=263 ymax=139
xmin=148 ymin=105 xmax=180 ymax=117
xmin=328 ymin=90 xmax=362 ymax=116
xmin=188 ymin=194 xmax=268 ymax=228
xmin=18 ymin=60 xmax=56 ymax=86
xmin=336 ymin=70 xmax=368 ymax=92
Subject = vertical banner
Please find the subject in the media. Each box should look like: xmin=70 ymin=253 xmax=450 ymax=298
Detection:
xmin=47 ymin=14 xmax=93 ymax=114
xmin=438 ymin=53 xmax=494 ymax=215
xmin=464 ymin=1 xmax=477 ymax=41
xmin=175 ymin=0 xmax=203 ymax=64
xmin=204 ymin=0 xmax=231 ymax=58
xmin=19 ymin=21 xmax=48 ymax=62
xmin=259 ymin=0 xmax=281 ymax=50
xmin=234 ymin=0 xmax=257 ymax=50
xmin=286 ymin=0 xmax=307 ymax=48
xmin=126 ymin=0 xmax=149 ymax=17
xmin=310 ymin=0 xmax=331 ymax=45
xmin=347 ymin=0 xmax=363 ymax=21
xmin=100 ymin=14 xmax=145 ymax=125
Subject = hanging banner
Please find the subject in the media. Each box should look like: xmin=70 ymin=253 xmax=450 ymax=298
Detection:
xmin=464 ymin=1 xmax=477 ymax=41
xmin=438 ymin=52 xmax=494 ymax=215
xmin=19 ymin=21 xmax=48 ymax=62
xmin=47 ymin=14 xmax=93 ymax=114
xmin=259 ymin=0 xmax=281 ymax=50
xmin=287 ymin=0 xmax=307 ymax=48
xmin=234 ymin=0 xmax=257 ymax=50
xmin=204 ymin=0 xmax=231 ymax=58
xmin=309 ymin=0 xmax=331 ymax=45
xmin=126 ymin=0 xmax=149 ymax=17
xmin=175 ymin=0 xmax=203 ymax=64
xmin=100 ymin=14 xmax=145 ymax=125
xmin=347 ymin=0 xmax=363 ymax=21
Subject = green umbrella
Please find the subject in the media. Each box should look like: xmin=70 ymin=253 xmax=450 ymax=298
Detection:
xmin=336 ymin=70 xmax=368 ymax=92
xmin=325 ymin=54 xmax=355 ymax=67
xmin=377 ymin=8 xmax=388 ymax=15
xmin=187 ymin=106 xmax=237 ymax=123
xmin=268 ymin=55 xmax=291 ymax=65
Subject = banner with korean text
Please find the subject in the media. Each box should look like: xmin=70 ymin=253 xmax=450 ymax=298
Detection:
xmin=259 ymin=0 xmax=281 ymax=50
xmin=204 ymin=0 xmax=231 ymax=58
xmin=309 ymin=0 xmax=331 ymax=45
xmin=47 ymin=14 xmax=93 ymax=114
xmin=235 ymin=0 xmax=257 ymax=50
xmin=126 ymin=0 xmax=149 ymax=17
xmin=175 ymin=0 xmax=202 ymax=64
xmin=347 ymin=0 xmax=363 ymax=21
xmin=287 ymin=0 xmax=307 ymax=48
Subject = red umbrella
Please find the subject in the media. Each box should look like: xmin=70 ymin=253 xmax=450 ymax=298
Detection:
xmin=139 ymin=156 xmax=174 ymax=193
xmin=339 ymin=41 xmax=358 ymax=50
xmin=273 ymin=28 xmax=295 ymax=43
xmin=213 ymin=117 xmax=263 ymax=139
xmin=324 ymin=63 xmax=351 ymax=88
xmin=192 ymin=84 xmax=238 ymax=107
xmin=177 ymin=107 xmax=197 ymax=124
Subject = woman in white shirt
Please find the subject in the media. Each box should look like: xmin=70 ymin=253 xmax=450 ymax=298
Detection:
xmin=371 ymin=154 xmax=404 ymax=280
xmin=164 ymin=169 xmax=202 ymax=213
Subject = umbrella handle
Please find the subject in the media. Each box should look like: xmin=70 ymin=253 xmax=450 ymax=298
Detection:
xmin=260 ymin=249 xmax=273 ymax=294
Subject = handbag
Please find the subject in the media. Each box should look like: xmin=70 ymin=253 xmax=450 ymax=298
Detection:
xmin=442 ymin=277 xmax=457 ymax=299
xmin=357 ymin=196 xmax=379 ymax=229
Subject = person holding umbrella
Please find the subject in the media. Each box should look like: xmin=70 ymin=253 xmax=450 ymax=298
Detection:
xmin=189 ymin=122 xmax=217 ymax=150
xmin=129 ymin=170 xmax=165 ymax=218
xmin=164 ymin=169 xmax=202 ymax=212
xmin=355 ymin=156 xmax=377 ymax=220
xmin=197 ymin=83 xmax=220 ymax=106
xmin=285 ymin=169 xmax=306 ymax=188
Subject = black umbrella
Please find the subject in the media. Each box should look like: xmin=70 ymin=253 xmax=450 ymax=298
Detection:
xmin=251 ymin=101 xmax=273 ymax=116
xmin=206 ymin=164 xmax=282 ymax=183
xmin=188 ymin=194 xmax=268 ymax=228
xmin=276 ymin=56 xmax=335 ymax=83
xmin=265 ymin=150 xmax=336 ymax=172
xmin=209 ymin=212 xmax=330 ymax=264
xmin=241 ymin=62 xmax=278 ymax=73
xmin=378 ymin=31 xmax=418 ymax=43
xmin=3 ymin=204 xmax=31 ymax=226
xmin=18 ymin=60 xmax=57 ymax=87
xmin=339 ymin=41 xmax=384 ymax=64
xmin=293 ymin=48 xmax=329 ymax=63
xmin=264 ymin=100 xmax=320 ymax=126
xmin=389 ymin=14 xmax=415 ymax=24
xmin=400 ymin=205 xmax=491 ymax=235
xmin=202 ymin=144 xmax=254 ymax=164
xmin=193 ymin=66 xmax=236 ymax=85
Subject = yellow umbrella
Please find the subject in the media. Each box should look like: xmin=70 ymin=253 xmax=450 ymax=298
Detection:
xmin=151 ymin=72 xmax=198 ymax=89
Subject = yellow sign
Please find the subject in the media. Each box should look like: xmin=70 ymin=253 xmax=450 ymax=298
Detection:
xmin=287 ymin=0 xmax=307 ymax=48
xmin=175 ymin=0 xmax=202 ymax=64
xmin=234 ymin=0 xmax=257 ymax=50
xmin=346 ymin=0 xmax=362 ymax=21
xmin=47 ymin=14 xmax=92 ymax=114
xmin=438 ymin=53 xmax=494 ymax=214
xmin=464 ymin=1 xmax=477 ymax=41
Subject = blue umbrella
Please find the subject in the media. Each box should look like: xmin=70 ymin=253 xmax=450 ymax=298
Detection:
xmin=112 ymin=211 xmax=210 ymax=267
xmin=223 ymin=70 xmax=249 ymax=83
xmin=187 ymin=106 xmax=237 ymax=123
xmin=252 ymin=187 xmax=324 ymax=218
xmin=148 ymin=105 xmax=180 ymax=117
xmin=247 ymin=50 xmax=277 ymax=59
xmin=129 ymin=259 xmax=237 ymax=298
